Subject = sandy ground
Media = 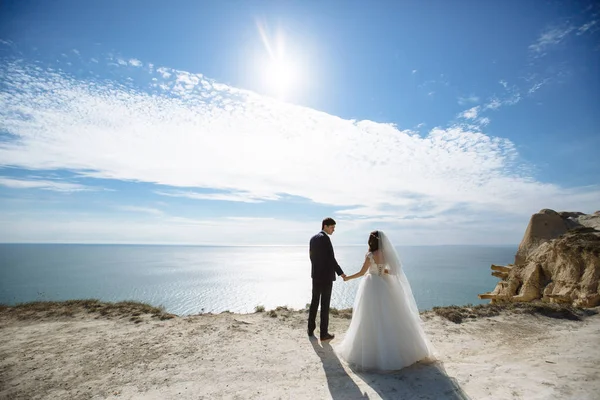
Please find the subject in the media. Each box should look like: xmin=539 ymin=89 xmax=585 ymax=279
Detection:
xmin=1 ymin=307 xmax=599 ymax=400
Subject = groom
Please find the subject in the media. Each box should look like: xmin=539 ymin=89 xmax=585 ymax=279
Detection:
xmin=308 ymin=217 xmax=346 ymax=341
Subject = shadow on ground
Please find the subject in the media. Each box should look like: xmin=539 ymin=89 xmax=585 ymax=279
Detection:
xmin=311 ymin=338 xmax=470 ymax=400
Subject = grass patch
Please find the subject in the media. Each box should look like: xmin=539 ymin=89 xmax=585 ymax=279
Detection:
xmin=254 ymin=305 xmax=265 ymax=313
xmin=431 ymin=302 xmax=597 ymax=324
xmin=0 ymin=299 xmax=176 ymax=322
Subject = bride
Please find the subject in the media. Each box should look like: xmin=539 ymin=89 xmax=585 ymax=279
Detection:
xmin=337 ymin=230 xmax=434 ymax=371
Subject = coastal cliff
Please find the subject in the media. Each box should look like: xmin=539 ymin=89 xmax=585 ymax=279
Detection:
xmin=480 ymin=209 xmax=600 ymax=307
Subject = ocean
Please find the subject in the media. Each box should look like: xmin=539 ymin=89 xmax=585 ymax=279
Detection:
xmin=0 ymin=244 xmax=515 ymax=315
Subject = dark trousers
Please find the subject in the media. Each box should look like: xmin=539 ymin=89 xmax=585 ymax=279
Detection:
xmin=308 ymin=279 xmax=333 ymax=335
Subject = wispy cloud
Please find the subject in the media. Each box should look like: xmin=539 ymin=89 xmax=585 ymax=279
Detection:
xmin=155 ymin=190 xmax=280 ymax=203
xmin=117 ymin=206 xmax=163 ymax=215
xmin=529 ymin=8 xmax=599 ymax=56
xmin=0 ymin=177 xmax=100 ymax=192
xmin=528 ymin=79 xmax=549 ymax=94
xmin=225 ymin=216 xmax=275 ymax=221
xmin=0 ymin=212 xmax=320 ymax=245
xmin=529 ymin=25 xmax=575 ymax=54
xmin=484 ymin=97 xmax=502 ymax=110
xmin=0 ymin=55 xmax=598 ymax=226
xmin=477 ymin=117 xmax=491 ymax=126
xmin=522 ymin=3 xmax=599 ymax=103
xmin=577 ymin=20 xmax=597 ymax=35
xmin=458 ymin=106 xmax=480 ymax=120
xmin=482 ymin=81 xmax=521 ymax=112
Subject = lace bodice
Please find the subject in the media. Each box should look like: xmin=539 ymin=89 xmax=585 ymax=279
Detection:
xmin=366 ymin=252 xmax=388 ymax=276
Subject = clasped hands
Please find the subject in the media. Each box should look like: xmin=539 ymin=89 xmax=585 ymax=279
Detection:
xmin=342 ymin=270 xmax=390 ymax=282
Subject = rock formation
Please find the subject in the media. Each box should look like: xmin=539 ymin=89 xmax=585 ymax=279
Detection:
xmin=479 ymin=210 xmax=600 ymax=308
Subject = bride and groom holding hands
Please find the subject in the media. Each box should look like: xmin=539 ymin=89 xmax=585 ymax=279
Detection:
xmin=308 ymin=217 xmax=433 ymax=371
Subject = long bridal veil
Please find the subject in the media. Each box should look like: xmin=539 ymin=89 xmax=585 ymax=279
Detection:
xmin=379 ymin=231 xmax=420 ymax=317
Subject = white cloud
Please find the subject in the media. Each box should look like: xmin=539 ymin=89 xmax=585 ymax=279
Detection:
xmin=128 ymin=58 xmax=142 ymax=67
xmin=485 ymin=82 xmax=521 ymax=110
xmin=0 ymin=58 xmax=598 ymax=230
xmin=156 ymin=67 xmax=171 ymax=79
xmin=0 ymin=213 xmax=319 ymax=245
xmin=155 ymin=190 xmax=279 ymax=203
xmin=459 ymin=106 xmax=480 ymax=120
xmin=1 ymin=203 xmax=595 ymax=245
xmin=117 ymin=206 xmax=163 ymax=215
xmin=529 ymin=25 xmax=575 ymax=54
xmin=504 ymin=93 xmax=521 ymax=105
xmin=484 ymin=98 xmax=502 ymax=110
xmin=528 ymin=80 xmax=548 ymax=94
xmin=577 ymin=20 xmax=597 ymax=35
xmin=117 ymin=58 xmax=128 ymax=66
xmin=412 ymin=69 xmax=417 ymax=74
xmin=0 ymin=177 xmax=99 ymax=192
xmin=477 ymin=117 xmax=491 ymax=126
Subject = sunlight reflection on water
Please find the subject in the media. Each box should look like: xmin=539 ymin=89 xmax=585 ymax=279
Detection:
xmin=0 ymin=244 xmax=515 ymax=315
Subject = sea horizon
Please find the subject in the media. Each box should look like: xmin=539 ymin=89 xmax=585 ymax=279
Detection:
xmin=0 ymin=242 xmax=520 ymax=247
xmin=0 ymin=243 xmax=516 ymax=315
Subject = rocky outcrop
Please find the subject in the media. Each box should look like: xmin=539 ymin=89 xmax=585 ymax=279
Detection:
xmin=479 ymin=210 xmax=600 ymax=308
xmin=514 ymin=209 xmax=589 ymax=265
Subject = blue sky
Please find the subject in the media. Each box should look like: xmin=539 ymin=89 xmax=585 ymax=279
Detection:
xmin=0 ymin=0 xmax=598 ymax=245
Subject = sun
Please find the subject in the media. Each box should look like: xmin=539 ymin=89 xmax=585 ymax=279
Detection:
xmin=256 ymin=21 xmax=303 ymax=99
xmin=265 ymin=58 xmax=297 ymax=96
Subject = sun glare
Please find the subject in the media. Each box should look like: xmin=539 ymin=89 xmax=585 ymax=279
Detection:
xmin=266 ymin=58 xmax=297 ymax=96
xmin=256 ymin=21 xmax=303 ymax=99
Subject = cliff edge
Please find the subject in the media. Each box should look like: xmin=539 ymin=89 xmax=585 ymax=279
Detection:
xmin=479 ymin=209 xmax=600 ymax=307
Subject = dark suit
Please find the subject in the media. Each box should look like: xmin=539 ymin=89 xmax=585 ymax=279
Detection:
xmin=308 ymin=230 xmax=344 ymax=336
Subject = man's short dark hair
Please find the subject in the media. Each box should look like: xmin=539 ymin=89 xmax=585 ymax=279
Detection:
xmin=322 ymin=217 xmax=336 ymax=229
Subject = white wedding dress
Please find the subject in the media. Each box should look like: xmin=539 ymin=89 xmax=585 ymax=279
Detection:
xmin=337 ymin=232 xmax=434 ymax=371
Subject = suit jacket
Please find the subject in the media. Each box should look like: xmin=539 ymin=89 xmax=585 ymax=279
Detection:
xmin=310 ymin=231 xmax=344 ymax=282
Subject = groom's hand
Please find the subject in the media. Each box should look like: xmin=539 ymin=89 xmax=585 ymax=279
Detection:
xmin=341 ymin=274 xmax=347 ymax=281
